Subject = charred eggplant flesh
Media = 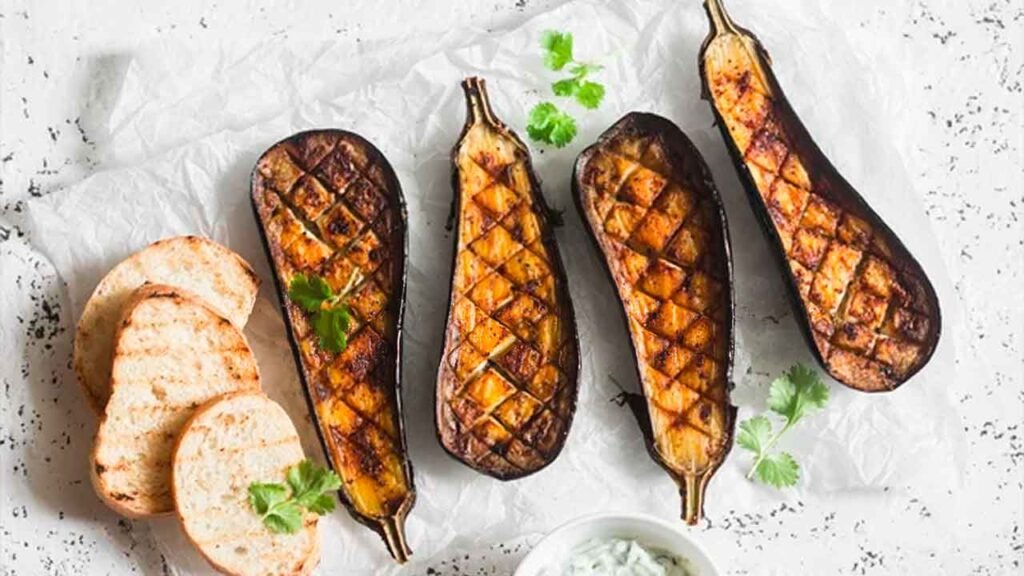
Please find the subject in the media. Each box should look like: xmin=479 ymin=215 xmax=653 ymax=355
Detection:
xmin=700 ymin=0 xmax=941 ymax=392
xmin=251 ymin=130 xmax=415 ymax=562
xmin=574 ymin=112 xmax=736 ymax=524
xmin=436 ymin=77 xmax=581 ymax=480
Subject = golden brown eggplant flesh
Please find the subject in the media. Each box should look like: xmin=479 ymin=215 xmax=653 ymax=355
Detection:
xmin=251 ymin=130 xmax=415 ymax=562
xmin=700 ymin=0 xmax=941 ymax=392
xmin=435 ymin=77 xmax=581 ymax=480
xmin=573 ymin=112 xmax=736 ymax=525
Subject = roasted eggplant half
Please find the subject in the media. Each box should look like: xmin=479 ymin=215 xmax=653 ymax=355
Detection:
xmin=251 ymin=130 xmax=415 ymax=562
xmin=699 ymin=0 xmax=941 ymax=392
xmin=435 ymin=77 xmax=581 ymax=480
xmin=573 ymin=113 xmax=736 ymax=525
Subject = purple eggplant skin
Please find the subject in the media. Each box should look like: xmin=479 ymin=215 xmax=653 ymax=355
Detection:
xmin=699 ymin=0 xmax=941 ymax=392
xmin=573 ymin=112 xmax=737 ymax=525
xmin=434 ymin=77 xmax=582 ymax=481
xmin=250 ymin=129 xmax=415 ymax=563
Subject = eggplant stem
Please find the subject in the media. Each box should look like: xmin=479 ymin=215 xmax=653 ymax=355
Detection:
xmin=380 ymin=516 xmax=411 ymax=564
xmin=681 ymin=473 xmax=706 ymax=525
xmin=461 ymin=76 xmax=498 ymax=128
xmin=704 ymin=0 xmax=739 ymax=37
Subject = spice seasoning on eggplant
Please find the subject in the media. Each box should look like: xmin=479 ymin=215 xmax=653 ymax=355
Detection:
xmin=250 ymin=130 xmax=415 ymax=562
xmin=435 ymin=77 xmax=581 ymax=480
xmin=699 ymin=0 xmax=941 ymax=392
xmin=573 ymin=112 xmax=736 ymax=525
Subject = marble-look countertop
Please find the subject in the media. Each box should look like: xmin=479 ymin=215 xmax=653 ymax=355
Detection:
xmin=1 ymin=0 xmax=1020 ymax=574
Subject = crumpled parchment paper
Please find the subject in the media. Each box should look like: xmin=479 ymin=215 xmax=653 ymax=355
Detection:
xmin=27 ymin=0 xmax=965 ymax=573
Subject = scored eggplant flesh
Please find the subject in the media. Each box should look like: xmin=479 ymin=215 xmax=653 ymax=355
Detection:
xmin=573 ymin=113 xmax=736 ymax=525
xmin=435 ymin=77 xmax=581 ymax=480
xmin=700 ymin=0 xmax=941 ymax=392
xmin=251 ymin=130 xmax=415 ymax=562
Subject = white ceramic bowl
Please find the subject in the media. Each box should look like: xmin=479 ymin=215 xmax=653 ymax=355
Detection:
xmin=515 ymin=513 xmax=720 ymax=576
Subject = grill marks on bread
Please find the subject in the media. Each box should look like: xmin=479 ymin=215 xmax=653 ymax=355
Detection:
xmin=74 ymin=236 xmax=259 ymax=412
xmin=173 ymin=393 xmax=320 ymax=576
xmin=91 ymin=284 xmax=260 ymax=517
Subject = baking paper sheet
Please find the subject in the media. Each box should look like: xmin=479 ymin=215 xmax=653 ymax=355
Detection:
xmin=27 ymin=0 xmax=965 ymax=573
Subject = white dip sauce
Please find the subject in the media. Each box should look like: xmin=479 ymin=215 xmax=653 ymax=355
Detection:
xmin=557 ymin=538 xmax=694 ymax=575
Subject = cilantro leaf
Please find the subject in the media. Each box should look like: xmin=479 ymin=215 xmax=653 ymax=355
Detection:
xmin=753 ymin=452 xmax=800 ymax=488
xmin=541 ymin=30 xmax=574 ymax=71
xmin=287 ymin=273 xmax=356 ymax=354
xmin=568 ymin=62 xmax=602 ymax=77
xmin=248 ymin=483 xmax=288 ymax=516
xmin=313 ymin=306 xmax=349 ymax=354
xmin=552 ymin=78 xmax=579 ymax=97
xmin=737 ymin=363 xmax=829 ymax=489
xmin=248 ymin=460 xmax=342 ymax=534
xmin=288 ymin=274 xmax=332 ymax=313
xmin=526 ymin=102 xmax=578 ymax=148
xmin=574 ymin=81 xmax=605 ymax=109
xmin=262 ymin=501 xmax=304 ymax=534
xmin=529 ymin=29 xmax=606 ymax=146
xmin=305 ymin=493 xmax=338 ymax=515
xmin=286 ymin=459 xmax=315 ymax=496
xmin=767 ymin=362 xmax=829 ymax=424
xmin=736 ymin=415 xmax=773 ymax=454
xmin=290 ymin=459 xmax=342 ymax=509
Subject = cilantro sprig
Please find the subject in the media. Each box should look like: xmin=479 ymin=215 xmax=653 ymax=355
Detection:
xmin=736 ymin=363 xmax=830 ymax=488
xmin=287 ymin=271 xmax=362 ymax=354
xmin=248 ymin=459 xmax=342 ymax=534
xmin=526 ymin=102 xmax=578 ymax=149
xmin=541 ymin=31 xmax=605 ymax=110
xmin=527 ymin=30 xmax=606 ymax=148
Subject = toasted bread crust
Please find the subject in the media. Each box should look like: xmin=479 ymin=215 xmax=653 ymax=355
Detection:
xmin=91 ymin=284 xmax=261 ymax=517
xmin=172 ymin=392 xmax=319 ymax=576
xmin=74 ymin=235 xmax=260 ymax=413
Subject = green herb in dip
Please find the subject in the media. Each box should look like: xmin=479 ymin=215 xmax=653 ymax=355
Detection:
xmin=559 ymin=538 xmax=694 ymax=575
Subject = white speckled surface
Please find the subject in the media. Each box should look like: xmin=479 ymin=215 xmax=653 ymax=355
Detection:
xmin=0 ymin=1 xmax=1020 ymax=575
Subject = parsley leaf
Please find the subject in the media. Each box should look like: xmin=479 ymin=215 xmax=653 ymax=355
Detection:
xmin=248 ymin=459 xmax=341 ymax=534
xmin=737 ymin=363 xmax=829 ymax=489
xmin=541 ymin=30 xmax=574 ymax=71
xmin=526 ymin=102 xmax=578 ymax=148
xmin=287 ymin=272 xmax=358 ymax=354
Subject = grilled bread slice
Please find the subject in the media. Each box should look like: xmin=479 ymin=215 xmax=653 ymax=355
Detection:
xmin=75 ymin=235 xmax=260 ymax=413
xmin=91 ymin=284 xmax=261 ymax=517
xmin=173 ymin=392 xmax=320 ymax=576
